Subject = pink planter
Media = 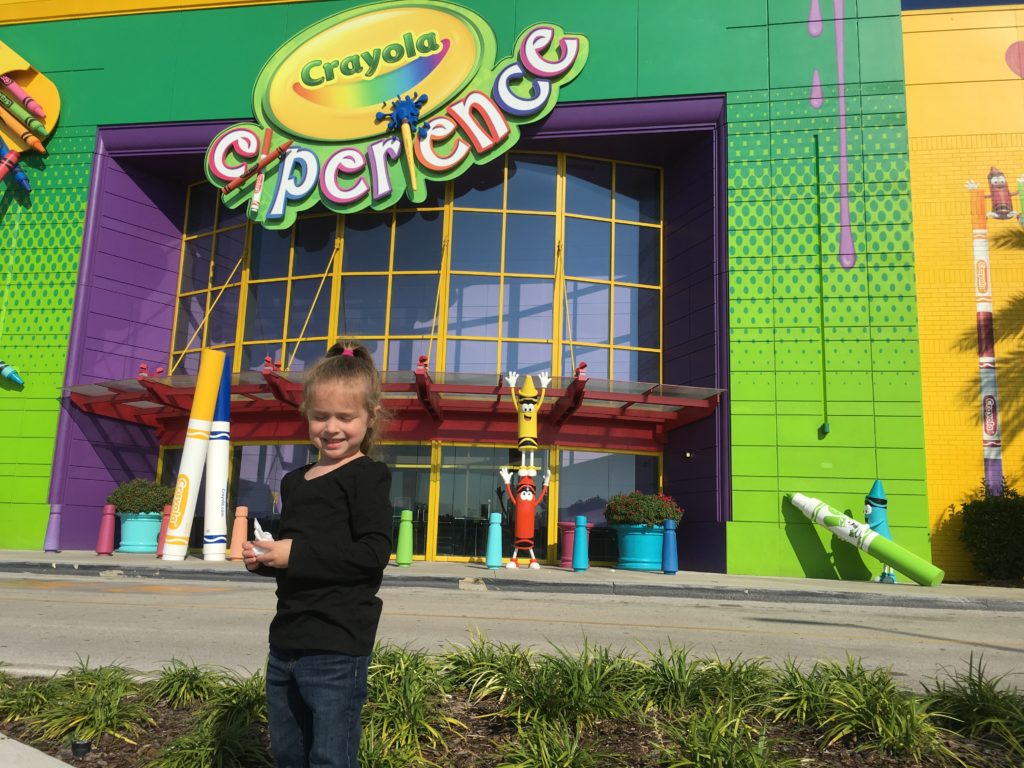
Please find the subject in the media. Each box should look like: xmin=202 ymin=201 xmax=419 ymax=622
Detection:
xmin=558 ymin=520 xmax=593 ymax=569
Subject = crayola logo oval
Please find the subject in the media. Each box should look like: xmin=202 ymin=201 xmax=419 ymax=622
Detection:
xmin=255 ymin=2 xmax=491 ymax=142
xmin=170 ymin=476 xmax=190 ymax=529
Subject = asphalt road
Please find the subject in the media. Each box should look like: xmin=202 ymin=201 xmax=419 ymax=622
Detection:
xmin=1 ymin=573 xmax=1021 ymax=688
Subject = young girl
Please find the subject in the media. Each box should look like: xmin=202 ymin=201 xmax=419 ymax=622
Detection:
xmin=243 ymin=342 xmax=392 ymax=768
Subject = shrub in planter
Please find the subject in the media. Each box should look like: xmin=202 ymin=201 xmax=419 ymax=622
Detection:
xmin=955 ymin=482 xmax=1024 ymax=581
xmin=604 ymin=491 xmax=683 ymax=528
xmin=106 ymin=478 xmax=174 ymax=514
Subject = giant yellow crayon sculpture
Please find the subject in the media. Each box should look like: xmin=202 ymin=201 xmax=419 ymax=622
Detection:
xmin=163 ymin=349 xmax=226 ymax=561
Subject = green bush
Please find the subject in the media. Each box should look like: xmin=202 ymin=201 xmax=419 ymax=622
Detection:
xmin=106 ymin=478 xmax=174 ymax=514
xmin=955 ymin=482 xmax=1024 ymax=580
xmin=604 ymin=491 xmax=683 ymax=527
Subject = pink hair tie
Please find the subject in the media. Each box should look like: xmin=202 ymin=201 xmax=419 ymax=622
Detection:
xmin=341 ymin=348 xmax=355 ymax=357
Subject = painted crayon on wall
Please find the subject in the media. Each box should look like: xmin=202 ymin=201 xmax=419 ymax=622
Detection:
xmin=163 ymin=349 xmax=226 ymax=561
xmin=202 ymin=355 xmax=232 ymax=561
xmin=0 ymin=90 xmax=46 ymax=138
xmin=221 ymin=140 xmax=292 ymax=194
xmin=0 ymin=140 xmax=30 ymax=191
xmin=0 ymin=103 xmax=45 ymax=154
xmin=0 ymin=359 xmax=24 ymax=386
xmin=0 ymin=74 xmax=44 ymax=119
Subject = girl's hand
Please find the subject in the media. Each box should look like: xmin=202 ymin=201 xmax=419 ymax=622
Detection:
xmin=241 ymin=541 xmax=263 ymax=571
xmin=252 ymin=538 xmax=292 ymax=569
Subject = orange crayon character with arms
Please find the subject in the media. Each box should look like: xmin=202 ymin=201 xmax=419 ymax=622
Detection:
xmin=499 ymin=467 xmax=550 ymax=569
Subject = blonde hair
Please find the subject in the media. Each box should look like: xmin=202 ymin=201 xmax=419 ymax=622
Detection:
xmin=301 ymin=341 xmax=389 ymax=456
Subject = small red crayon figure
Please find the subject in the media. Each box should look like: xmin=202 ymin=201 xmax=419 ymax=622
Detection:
xmin=499 ymin=467 xmax=550 ymax=569
xmin=985 ymin=167 xmax=1020 ymax=220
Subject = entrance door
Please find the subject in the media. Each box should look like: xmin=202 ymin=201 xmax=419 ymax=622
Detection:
xmin=436 ymin=445 xmax=549 ymax=561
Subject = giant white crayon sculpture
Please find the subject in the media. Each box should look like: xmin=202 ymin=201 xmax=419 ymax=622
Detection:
xmin=163 ymin=349 xmax=226 ymax=561
xmin=202 ymin=355 xmax=231 ymax=560
xmin=787 ymin=493 xmax=944 ymax=587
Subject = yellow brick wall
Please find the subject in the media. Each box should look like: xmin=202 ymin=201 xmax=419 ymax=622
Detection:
xmin=905 ymin=6 xmax=1024 ymax=579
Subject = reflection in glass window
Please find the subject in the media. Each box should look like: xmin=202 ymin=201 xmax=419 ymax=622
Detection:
xmin=505 ymin=214 xmax=555 ymax=275
xmin=615 ymin=224 xmax=660 ymax=285
xmin=186 ymin=184 xmax=217 ymax=235
xmin=250 ymin=227 xmax=291 ymax=280
xmin=565 ymin=157 xmax=612 ymax=218
xmin=218 ymin=196 xmax=247 ymax=230
xmin=388 ymin=338 xmax=432 ymax=371
xmin=453 ymin=161 xmax=503 ymax=209
xmin=561 ymin=344 xmax=608 ymax=379
xmin=207 ymin=287 xmax=239 ymax=347
xmin=233 ymin=444 xmax=316 ymax=518
xmin=615 ymin=164 xmax=661 ymax=224
xmin=240 ymin=342 xmax=281 ymax=372
xmin=293 ymin=216 xmax=336 ymax=277
xmin=175 ymin=294 xmax=205 ymax=350
xmin=181 ymin=237 xmax=212 ymax=293
xmin=507 ymin=154 xmax=556 ymax=211
xmin=342 ymin=213 xmax=392 ymax=272
xmin=613 ymin=286 xmax=659 ymax=349
xmin=447 ymin=339 xmax=498 ymax=373
xmin=339 ymin=276 xmax=388 ymax=336
xmin=245 ymin=281 xmax=286 ymax=340
xmin=613 ymin=349 xmax=660 ymax=382
xmin=451 ymin=211 xmax=501 ymax=272
xmin=448 ymin=275 xmax=500 ymax=336
xmin=175 ymin=352 xmax=200 ymax=375
xmin=563 ymin=281 xmax=609 ymax=344
xmin=379 ymin=444 xmax=431 ymax=558
xmin=502 ymin=278 xmax=553 ymax=340
xmin=213 ymin=228 xmax=245 ymax=286
xmin=288 ymin=278 xmax=331 ymax=338
xmin=564 ymin=217 xmax=611 ymax=280
xmin=389 ymin=274 xmax=440 ymax=334
xmin=393 ymin=210 xmax=443 ymax=271
xmin=501 ymin=341 xmax=551 ymax=375
xmin=284 ymin=339 xmax=327 ymax=371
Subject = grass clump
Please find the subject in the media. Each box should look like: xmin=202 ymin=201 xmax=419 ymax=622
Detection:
xmin=656 ymin=701 xmax=800 ymax=768
xmin=147 ymin=659 xmax=228 ymax=709
xmin=495 ymin=719 xmax=608 ymax=767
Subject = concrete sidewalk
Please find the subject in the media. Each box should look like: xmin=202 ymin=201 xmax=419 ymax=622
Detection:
xmin=0 ymin=733 xmax=73 ymax=767
xmin=0 ymin=549 xmax=1021 ymax=612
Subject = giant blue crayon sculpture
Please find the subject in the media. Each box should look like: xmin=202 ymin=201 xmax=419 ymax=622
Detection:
xmin=864 ymin=480 xmax=896 ymax=584
xmin=202 ymin=355 xmax=232 ymax=560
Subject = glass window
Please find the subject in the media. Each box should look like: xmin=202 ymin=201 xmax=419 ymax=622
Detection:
xmin=293 ymin=215 xmax=337 ymax=277
xmin=175 ymin=293 xmax=205 ymax=350
xmin=207 ymin=286 xmax=239 ymax=347
xmin=562 ymin=344 xmax=608 ymax=379
xmin=343 ymin=213 xmax=392 ymax=272
xmin=240 ymin=342 xmax=282 ymax=372
xmin=250 ymin=227 xmax=291 ymax=280
xmin=502 ymin=278 xmax=553 ymax=339
xmin=218 ymin=196 xmax=247 ymax=230
xmin=615 ymin=224 xmax=660 ymax=285
xmin=501 ymin=341 xmax=552 ymax=375
xmin=389 ymin=274 xmax=439 ymax=334
xmin=507 ymin=153 xmax=556 ymax=211
xmin=186 ymin=184 xmax=217 ymax=235
xmin=448 ymin=275 xmax=500 ymax=336
xmin=245 ymin=281 xmax=287 ymax=340
xmin=339 ymin=276 xmax=388 ymax=336
xmin=174 ymin=352 xmax=200 ymax=375
xmin=564 ymin=281 xmax=609 ymax=344
xmin=284 ymin=339 xmax=327 ymax=371
xmin=451 ymin=211 xmax=501 ymax=272
xmin=613 ymin=349 xmax=660 ymax=382
xmin=379 ymin=444 xmax=431 ymax=558
xmin=393 ymin=210 xmax=443 ymax=271
xmin=505 ymin=214 xmax=555 ymax=275
xmin=564 ymin=218 xmax=611 ymax=280
xmin=181 ymin=236 xmax=212 ymax=293
xmin=453 ymin=161 xmax=503 ymax=209
xmin=565 ymin=157 xmax=612 ymax=218
xmin=615 ymin=164 xmax=660 ymax=224
xmin=212 ymin=227 xmax=245 ymax=286
xmin=288 ymin=278 xmax=332 ymax=338
xmin=613 ymin=286 xmax=659 ymax=348
xmin=388 ymin=338 xmax=432 ymax=371
xmin=446 ymin=339 xmax=498 ymax=373
xmin=233 ymin=444 xmax=316 ymax=519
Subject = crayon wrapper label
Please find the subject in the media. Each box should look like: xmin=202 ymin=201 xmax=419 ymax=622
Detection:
xmin=170 ymin=475 xmax=190 ymax=529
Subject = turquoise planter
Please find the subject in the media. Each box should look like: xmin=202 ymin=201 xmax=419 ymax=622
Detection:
xmin=116 ymin=511 xmax=162 ymax=553
xmin=612 ymin=523 xmax=665 ymax=571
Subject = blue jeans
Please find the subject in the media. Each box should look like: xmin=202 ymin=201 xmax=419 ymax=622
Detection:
xmin=266 ymin=647 xmax=369 ymax=768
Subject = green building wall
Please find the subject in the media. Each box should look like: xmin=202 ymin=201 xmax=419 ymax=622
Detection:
xmin=0 ymin=0 xmax=929 ymax=577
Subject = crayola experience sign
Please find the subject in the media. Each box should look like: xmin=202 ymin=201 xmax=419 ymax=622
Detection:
xmin=205 ymin=0 xmax=588 ymax=229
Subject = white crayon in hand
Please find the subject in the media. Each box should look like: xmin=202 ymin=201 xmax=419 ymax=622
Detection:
xmin=252 ymin=519 xmax=274 ymax=556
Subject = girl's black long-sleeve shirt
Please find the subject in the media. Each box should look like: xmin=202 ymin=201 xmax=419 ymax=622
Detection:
xmin=253 ymin=456 xmax=393 ymax=656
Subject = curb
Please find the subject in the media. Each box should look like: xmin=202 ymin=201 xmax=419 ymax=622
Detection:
xmin=3 ymin=560 xmax=1021 ymax=612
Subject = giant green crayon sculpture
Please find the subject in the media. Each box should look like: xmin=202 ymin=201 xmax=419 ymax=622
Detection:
xmin=788 ymin=493 xmax=944 ymax=587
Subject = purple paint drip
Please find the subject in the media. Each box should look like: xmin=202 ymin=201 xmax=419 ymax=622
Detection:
xmin=810 ymin=69 xmax=824 ymax=108
xmin=834 ymin=0 xmax=857 ymax=269
xmin=808 ymin=0 xmax=823 ymax=36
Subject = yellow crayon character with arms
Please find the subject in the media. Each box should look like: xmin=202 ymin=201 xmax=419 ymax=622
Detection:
xmin=505 ymin=370 xmax=549 ymax=476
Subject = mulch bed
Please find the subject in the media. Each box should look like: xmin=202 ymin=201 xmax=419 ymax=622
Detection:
xmin=2 ymin=692 xmax=1017 ymax=768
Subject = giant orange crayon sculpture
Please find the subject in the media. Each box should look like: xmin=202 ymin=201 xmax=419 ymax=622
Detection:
xmin=163 ymin=349 xmax=226 ymax=560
